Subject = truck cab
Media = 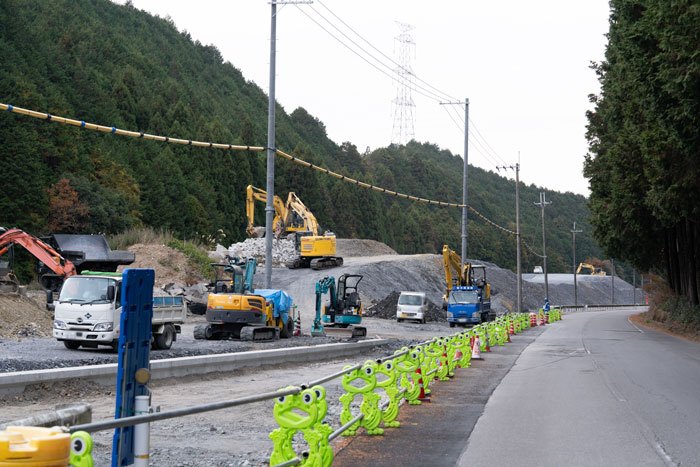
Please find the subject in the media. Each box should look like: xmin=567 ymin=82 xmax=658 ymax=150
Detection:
xmin=446 ymin=285 xmax=492 ymax=326
xmin=52 ymin=272 xmax=185 ymax=351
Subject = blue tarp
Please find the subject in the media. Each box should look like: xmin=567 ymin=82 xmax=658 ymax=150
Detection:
xmin=254 ymin=289 xmax=293 ymax=324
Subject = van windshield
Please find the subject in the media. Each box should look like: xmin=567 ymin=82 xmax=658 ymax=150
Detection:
xmin=399 ymin=294 xmax=423 ymax=306
xmin=59 ymin=277 xmax=114 ymax=303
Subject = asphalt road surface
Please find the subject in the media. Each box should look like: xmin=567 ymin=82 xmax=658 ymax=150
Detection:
xmin=458 ymin=308 xmax=700 ymax=467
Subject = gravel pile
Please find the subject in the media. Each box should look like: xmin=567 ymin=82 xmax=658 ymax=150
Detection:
xmin=365 ymin=291 xmax=446 ymax=322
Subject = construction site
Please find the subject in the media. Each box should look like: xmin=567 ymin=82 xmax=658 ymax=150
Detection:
xmin=0 ymin=219 xmax=641 ymax=466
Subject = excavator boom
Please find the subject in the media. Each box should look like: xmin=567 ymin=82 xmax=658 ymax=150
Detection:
xmin=246 ymin=185 xmax=320 ymax=237
xmin=0 ymin=229 xmax=77 ymax=291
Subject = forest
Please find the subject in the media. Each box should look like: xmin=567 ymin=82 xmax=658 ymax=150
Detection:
xmin=586 ymin=0 xmax=700 ymax=323
xmin=0 ymin=0 xmax=607 ymax=282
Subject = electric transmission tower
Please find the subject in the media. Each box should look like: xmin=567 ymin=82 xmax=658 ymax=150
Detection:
xmin=391 ymin=22 xmax=416 ymax=145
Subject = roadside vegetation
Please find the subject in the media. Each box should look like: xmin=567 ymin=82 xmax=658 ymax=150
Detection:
xmin=586 ymin=1 xmax=700 ymax=328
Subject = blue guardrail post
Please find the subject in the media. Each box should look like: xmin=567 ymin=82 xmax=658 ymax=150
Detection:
xmin=111 ymin=268 xmax=154 ymax=467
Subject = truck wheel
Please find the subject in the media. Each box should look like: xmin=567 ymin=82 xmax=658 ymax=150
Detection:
xmin=449 ymin=322 xmax=456 ymax=328
xmin=280 ymin=318 xmax=293 ymax=339
xmin=64 ymin=340 xmax=80 ymax=350
xmin=155 ymin=325 xmax=175 ymax=350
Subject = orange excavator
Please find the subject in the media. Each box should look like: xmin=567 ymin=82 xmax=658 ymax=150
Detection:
xmin=0 ymin=228 xmax=77 ymax=292
xmin=0 ymin=228 xmax=135 ymax=293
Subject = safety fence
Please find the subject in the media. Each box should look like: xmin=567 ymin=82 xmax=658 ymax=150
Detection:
xmin=16 ymin=311 xmax=565 ymax=466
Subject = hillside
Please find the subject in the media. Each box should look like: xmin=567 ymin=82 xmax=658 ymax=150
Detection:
xmin=0 ymin=0 xmax=609 ymax=282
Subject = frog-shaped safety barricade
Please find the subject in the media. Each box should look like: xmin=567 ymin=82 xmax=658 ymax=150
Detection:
xmin=375 ymin=359 xmax=401 ymax=428
xmin=432 ymin=338 xmax=450 ymax=381
xmin=444 ymin=336 xmax=458 ymax=375
xmin=309 ymin=385 xmax=334 ymax=467
xmin=494 ymin=323 xmax=506 ymax=346
xmin=473 ymin=326 xmax=487 ymax=352
xmin=339 ymin=361 xmax=384 ymax=436
xmin=415 ymin=344 xmax=434 ymax=395
xmin=487 ymin=323 xmax=498 ymax=348
xmin=270 ymin=386 xmax=323 ymax=467
xmin=394 ymin=346 xmax=423 ymax=405
xmin=446 ymin=334 xmax=466 ymax=372
xmin=70 ymin=431 xmax=93 ymax=467
xmin=456 ymin=332 xmax=473 ymax=368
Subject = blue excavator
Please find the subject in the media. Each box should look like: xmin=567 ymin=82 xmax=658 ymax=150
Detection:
xmin=311 ymin=274 xmax=366 ymax=338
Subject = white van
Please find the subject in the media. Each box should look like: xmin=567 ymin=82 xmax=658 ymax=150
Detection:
xmin=397 ymin=291 xmax=428 ymax=324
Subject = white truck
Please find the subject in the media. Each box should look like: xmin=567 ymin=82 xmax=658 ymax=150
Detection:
xmin=51 ymin=272 xmax=186 ymax=351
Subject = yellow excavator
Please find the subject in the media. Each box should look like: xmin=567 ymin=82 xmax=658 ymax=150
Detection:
xmin=245 ymin=185 xmax=343 ymax=270
xmin=246 ymin=185 xmax=319 ymax=238
xmin=576 ymin=262 xmax=607 ymax=276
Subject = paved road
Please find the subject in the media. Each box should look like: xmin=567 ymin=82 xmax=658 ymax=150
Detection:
xmin=458 ymin=309 xmax=700 ymax=467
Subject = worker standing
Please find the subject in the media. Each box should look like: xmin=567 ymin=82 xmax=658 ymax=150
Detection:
xmin=543 ymin=297 xmax=551 ymax=313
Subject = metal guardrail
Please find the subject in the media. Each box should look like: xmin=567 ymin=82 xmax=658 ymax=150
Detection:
xmin=555 ymin=304 xmax=649 ymax=313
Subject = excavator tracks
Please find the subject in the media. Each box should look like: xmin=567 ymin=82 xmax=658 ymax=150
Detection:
xmin=240 ymin=326 xmax=278 ymax=341
xmin=310 ymin=257 xmax=343 ymax=270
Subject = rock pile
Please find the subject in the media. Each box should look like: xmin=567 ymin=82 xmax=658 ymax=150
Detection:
xmin=365 ymin=291 xmax=446 ymax=322
xmin=212 ymin=237 xmax=297 ymax=266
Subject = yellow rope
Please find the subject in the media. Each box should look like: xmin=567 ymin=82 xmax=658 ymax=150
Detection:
xmin=1 ymin=102 xmax=524 ymax=238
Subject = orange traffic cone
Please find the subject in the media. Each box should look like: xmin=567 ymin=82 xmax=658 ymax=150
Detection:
xmin=471 ymin=335 xmax=483 ymax=360
xmin=416 ymin=368 xmax=430 ymax=402
xmin=484 ymin=330 xmax=491 ymax=352
xmin=509 ymin=321 xmax=515 ymax=335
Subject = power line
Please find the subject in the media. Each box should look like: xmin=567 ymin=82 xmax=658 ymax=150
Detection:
xmin=315 ymin=0 xmax=457 ymax=102
xmin=298 ymin=5 xmax=448 ymax=103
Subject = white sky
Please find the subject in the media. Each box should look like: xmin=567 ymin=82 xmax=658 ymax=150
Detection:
xmin=117 ymin=0 xmax=610 ymax=196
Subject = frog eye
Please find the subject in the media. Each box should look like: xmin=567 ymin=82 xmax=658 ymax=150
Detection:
xmin=411 ymin=352 xmax=419 ymax=359
xmin=364 ymin=365 xmax=374 ymax=376
xmin=385 ymin=361 xmax=393 ymax=371
xmin=314 ymin=388 xmax=323 ymax=400
xmin=302 ymin=392 xmax=314 ymax=404
xmin=346 ymin=370 xmax=353 ymax=376
xmin=277 ymin=396 xmax=286 ymax=404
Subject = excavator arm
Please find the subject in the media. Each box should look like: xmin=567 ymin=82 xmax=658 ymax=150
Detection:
xmin=0 ymin=229 xmax=77 ymax=289
xmin=311 ymin=276 xmax=335 ymax=336
xmin=245 ymin=185 xmax=286 ymax=237
xmin=442 ymin=245 xmax=471 ymax=299
xmin=283 ymin=192 xmax=320 ymax=236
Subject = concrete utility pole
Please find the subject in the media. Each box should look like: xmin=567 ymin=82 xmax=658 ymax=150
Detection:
xmin=264 ymin=1 xmax=312 ymax=288
xmin=460 ymin=99 xmax=469 ymax=265
xmin=497 ymin=158 xmax=522 ymax=314
xmin=611 ymin=259 xmax=615 ymax=305
xmin=571 ymin=222 xmax=582 ymax=306
xmin=535 ymin=192 xmax=552 ymax=299
xmin=633 ymin=269 xmax=636 ymax=304
xmin=439 ymin=99 xmax=469 ymax=265
xmin=264 ymin=1 xmax=277 ymax=289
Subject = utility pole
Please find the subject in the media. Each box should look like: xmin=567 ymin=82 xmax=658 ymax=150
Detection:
xmin=439 ymin=99 xmax=469 ymax=265
xmin=535 ymin=192 xmax=552 ymax=299
xmin=611 ymin=259 xmax=615 ymax=305
xmin=633 ymin=269 xmax=636 ymax=305
xmin=571 ymin=222 xmax=582 ymax=306
xmin=497 ymin=157 xmax=522 ymax=314
xmin=264 ymin=0 xmax=278 ymax=289
xmin=264 ymin=1 xmax=311 ymax=288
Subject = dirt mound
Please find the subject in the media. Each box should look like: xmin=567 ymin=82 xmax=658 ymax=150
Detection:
xmin=0 ymin=293 xmax=53 ymax=339
xmin=365 ymin=291 xmax=446 ymax=322
xmin=336 ymin=239 xmax=397 ymax=257
xmin=117 ymin=243 xmax=200 ymax=288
